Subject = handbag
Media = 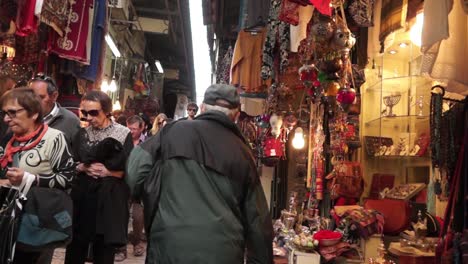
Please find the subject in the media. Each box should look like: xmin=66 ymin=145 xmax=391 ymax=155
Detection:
xmin=0 ymin=186 xmax=24 ymax=264
xmin=16 ymin=186 xmax=73 ymax=251
xmin=326 ymin=161 xmax=364 ymax=200
xmin=0 ymin=174 xmax=34 ymax=263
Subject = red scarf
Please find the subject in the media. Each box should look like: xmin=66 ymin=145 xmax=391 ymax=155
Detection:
xmin=0 ymin=124 xmax=48 ymax=168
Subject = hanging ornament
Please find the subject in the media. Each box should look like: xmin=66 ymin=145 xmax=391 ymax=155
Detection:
xmin=270 ymin=113 xmax=284 ymax=139
xmin=324 ymin=81 xmax=340 ymax=96
xmin=309 ymin=12 xmax=335 ymax=43
xmin=317 ymin=72 xmax=328 ymax=82
xmin=318 ymin=57 xmax=343 ymax=80
xmin=299 ymin=64 xmax=318 ymax=88
xmin=332 ymin=16 xmax=356 ymax=54
xmin=336 ymin=87 xmax=356 ymax=104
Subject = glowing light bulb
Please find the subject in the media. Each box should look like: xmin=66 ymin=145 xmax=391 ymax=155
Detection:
xmin=410 ymin=13 xmax=424 ymax=46
xmin=101 ymin=79 xmax=109 ymax=92
xmin=292 ymin=127 xmax=305 ymax=149
xmin=108 ymin=79 xmax=117 ymax=92
xmin=113 ymin=100 xmax=121 ymax=111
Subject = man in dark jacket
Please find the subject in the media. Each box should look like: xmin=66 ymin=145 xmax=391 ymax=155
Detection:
xmin=30 ymin=74 xmax=80 ymax=145
xmin=126 ymin=84 xmax=273 ymax=264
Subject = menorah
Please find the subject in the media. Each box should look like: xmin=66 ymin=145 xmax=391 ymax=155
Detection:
xmin=383 ymin=94 xmax=401 ymax=117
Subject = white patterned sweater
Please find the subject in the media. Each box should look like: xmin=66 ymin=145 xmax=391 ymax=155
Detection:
xmin=0 ymin=127 xmax=75 ymax=189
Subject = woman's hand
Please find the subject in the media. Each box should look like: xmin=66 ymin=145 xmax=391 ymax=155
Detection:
xmin=6 ymin=167 xmax=24 ymax=186
xmin=88 ymin=163 xmax=111 ymax=178
xmin=0 ymin=179 xmax=11 ymax=187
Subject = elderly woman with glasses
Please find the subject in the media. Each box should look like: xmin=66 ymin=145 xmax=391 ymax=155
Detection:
xmin=0 ymin=88 xmax=75 ymax=263
xmin=65 ymin=91 xmax=133 ymax=264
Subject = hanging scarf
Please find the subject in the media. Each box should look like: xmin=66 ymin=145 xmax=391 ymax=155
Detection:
xmin=0 ymin=124 xmax=48 ymax=168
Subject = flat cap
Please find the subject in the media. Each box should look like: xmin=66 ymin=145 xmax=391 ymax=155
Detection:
xmin=203 ymin=84 xmax=240 ymax=109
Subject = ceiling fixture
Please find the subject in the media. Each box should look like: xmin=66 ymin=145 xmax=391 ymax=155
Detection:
xmin=101 ymin=78 xmax=109 ymax=92
xmin=388 ymin=50 xmax=398 ymax=55
xmin=113 ymin=100 xmax=121 ymax=111
xmin=105 ymin=34 xmax=121 ymax=58
xmin=399 ymin=42 xmax=408 ymax=48
xmin=155 ymin=60 xmax=164 ymax=73
xmin=410 ymin=12 xmax=424 ymax=46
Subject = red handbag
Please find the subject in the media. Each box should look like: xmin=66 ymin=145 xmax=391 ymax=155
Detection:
xmin=363 ymin=199 xmax=411 ymax=235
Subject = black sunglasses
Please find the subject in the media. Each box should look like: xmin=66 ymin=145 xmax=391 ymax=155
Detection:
xmin=80 ymin=109 xmax=101 ymax=117
xmin=0 ymin=108 xmax=25 ymax=119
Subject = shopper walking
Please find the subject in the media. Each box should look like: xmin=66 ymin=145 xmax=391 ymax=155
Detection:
xmin=0 ymin=88 xmax=75 ymax=263
xmin=29 ymin=73 xmax=80 ymax=147
xmin=150 ymin=113 xmax=167 ymax=136
xmin=114 ymin=115 xmax=147 ymax=262
xmin=126 ymin=84 xmax=273 ymax=264
xmin=64 ymin=91 xmax=133 ymax=264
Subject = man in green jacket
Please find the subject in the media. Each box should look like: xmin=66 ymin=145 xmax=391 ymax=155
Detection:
xmin=126 ymin=84 xmax=273 ymax=264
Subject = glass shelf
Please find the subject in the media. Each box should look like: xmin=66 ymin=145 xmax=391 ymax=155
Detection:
xmin=365 ymin=75 xmax=432 ymax=93
xmin=368 ymin=155 xmax=429 ymax=160
xmin=366 ymin=115 xmax=429 ymax=127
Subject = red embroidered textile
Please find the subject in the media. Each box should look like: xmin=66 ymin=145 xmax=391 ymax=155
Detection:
xmin=16 ymin=0 xmax=39 ymax=36
xmin=48 ymin=0 xmax=92 ymax=63
xmin=309 ymin=0 xmax=332 ymax=16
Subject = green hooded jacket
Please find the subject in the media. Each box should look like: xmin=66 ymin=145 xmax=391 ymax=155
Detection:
xmin=126 ymin=111 xmax=273 ymax=264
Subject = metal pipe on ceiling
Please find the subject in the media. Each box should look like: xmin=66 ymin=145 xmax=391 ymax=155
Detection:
xmin=176 ymin=0 xmax=192 ymax=94
xmin=164 ymin=0 xmax=178 ymax=45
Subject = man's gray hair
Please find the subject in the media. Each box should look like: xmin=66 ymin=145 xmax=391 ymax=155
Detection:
xmin=203 ymin=103 xmax=239 ymax=119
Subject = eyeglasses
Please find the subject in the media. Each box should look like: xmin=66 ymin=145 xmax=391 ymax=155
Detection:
xmin=187 ymin=109 xmax=196 ymax=112
xmin=0 ymin=108 xmax=26 ymax=119
xmin=80 ymin=109 xmax=101 ymax=117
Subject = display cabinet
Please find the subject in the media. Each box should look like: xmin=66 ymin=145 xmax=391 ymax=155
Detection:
xmin=361 ymin=30 xmax=433 ymax=196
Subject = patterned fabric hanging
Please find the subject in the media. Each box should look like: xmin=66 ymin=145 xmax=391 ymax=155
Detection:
xmin=48 ymin=0 xmax=93 ymax=64
xmin=261 ymin=0 xmax=290 ymax=81
xmin=216 ymin=45 xmax=233 ymax=84
xmin=40 ymin=0 xmax=70 ymax=37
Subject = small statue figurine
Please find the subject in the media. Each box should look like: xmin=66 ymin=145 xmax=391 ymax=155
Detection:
xmin=412 ymin=210 xmax=427 ymax=239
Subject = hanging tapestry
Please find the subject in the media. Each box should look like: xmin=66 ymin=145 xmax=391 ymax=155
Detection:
xmin=261 ymin=0 xmax=290 ymax=81
xmin=14 ymin=33 xmax=39 ymax=64
xmin=40 ymin=0 xmax=70 ymax=37
xmin=48 ymin=0 xmax=93 ymax=64
xmin=73 ymin=0 xmax=107 ymax=82
xmin=16 ymin=0 xmax=39 ymax=36
xmin=216 ymin=45 xmax=233 ymax=84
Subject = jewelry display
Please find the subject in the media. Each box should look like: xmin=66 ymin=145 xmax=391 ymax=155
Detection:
xmin=385 ymin=183 xmax=426 ymax=201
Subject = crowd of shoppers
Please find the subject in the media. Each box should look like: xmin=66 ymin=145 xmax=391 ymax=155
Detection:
xmin=0 ymin=75 xmax=274 ymax=264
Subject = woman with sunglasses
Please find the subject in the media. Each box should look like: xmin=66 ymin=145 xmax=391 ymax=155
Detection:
xmin=65 ymin=91 xmax=133 ymax=264
xmin=150 ymin=113 xmax=167 ymax=136
xmin=0 ymin=88 xmax=75 ymax=263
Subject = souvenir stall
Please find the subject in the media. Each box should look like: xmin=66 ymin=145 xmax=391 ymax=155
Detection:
xmin=210 ymin=0 xmax=468 ymax=263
